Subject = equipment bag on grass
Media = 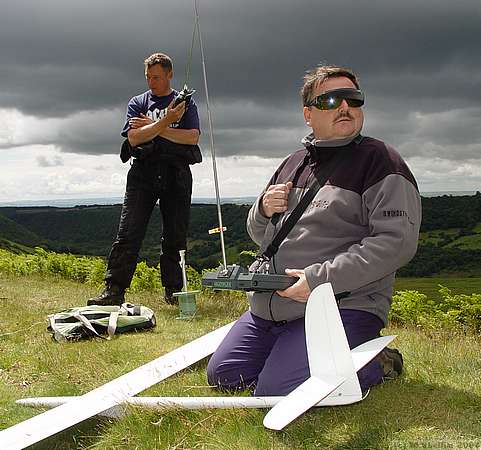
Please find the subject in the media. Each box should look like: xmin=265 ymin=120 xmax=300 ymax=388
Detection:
xmin=47 ymin=303 xmax=156 ymax=342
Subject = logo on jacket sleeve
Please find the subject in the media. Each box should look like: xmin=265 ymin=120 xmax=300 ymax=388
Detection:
xmin=383 ymin=209 xmax=408 ymax=218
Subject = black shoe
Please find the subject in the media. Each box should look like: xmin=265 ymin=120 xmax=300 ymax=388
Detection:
xmin=87 ymin=284 xmax=125 ymax=306
xmin=378 ymin=347 xmax=404 ymax=380
xmin=163 ymin=287 xmax=180 ymax=305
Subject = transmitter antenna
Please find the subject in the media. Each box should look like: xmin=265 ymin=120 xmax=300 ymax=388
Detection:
xmin=194 ymin=0 xmax=228 ymax=271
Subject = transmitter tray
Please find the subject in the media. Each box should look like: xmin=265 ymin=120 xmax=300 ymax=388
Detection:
xmin=202 ymin=265 xmax=297 ymax=292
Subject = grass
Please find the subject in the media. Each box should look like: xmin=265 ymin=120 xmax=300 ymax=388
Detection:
xmin=0 ymin=274 xmax=480 ymax=449
xmin=446 ymin=233 xmax=481 ymax=250
xmin=418 ymin=228 xmax=460 ymax=246
xmin=418 ymin=221 xmax=481 ymax=250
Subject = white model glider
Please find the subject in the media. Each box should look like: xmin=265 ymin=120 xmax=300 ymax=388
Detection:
xmin=1 ymin=283 xmax=394 ymax=448
xmin=16 ymin=334 xmax=395 ymax=412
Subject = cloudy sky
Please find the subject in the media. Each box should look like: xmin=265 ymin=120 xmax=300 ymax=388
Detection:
xmin=1 ymin=0 xmax=480 ymax=203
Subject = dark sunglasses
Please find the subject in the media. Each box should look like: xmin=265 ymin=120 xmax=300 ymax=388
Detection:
xmin=307 ymin=88 xmax=365 ymax=110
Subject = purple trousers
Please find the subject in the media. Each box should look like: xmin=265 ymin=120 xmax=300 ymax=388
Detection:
xmin=207 ymin=309 xmax=384 ymax=395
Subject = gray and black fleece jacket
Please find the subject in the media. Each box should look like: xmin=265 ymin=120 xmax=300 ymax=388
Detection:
xmin=246 ymin=134 xmax=421 ymax=325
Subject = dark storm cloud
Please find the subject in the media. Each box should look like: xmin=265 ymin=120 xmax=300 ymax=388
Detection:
xmin=0 ymin=0 xmax=480 ymax=161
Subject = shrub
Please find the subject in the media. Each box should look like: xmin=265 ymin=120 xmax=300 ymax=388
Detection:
xmin=391 ymin=286 xmax=481 ymax=332
xmin=129 ymin=261 xmax=162 ymax=293
xmin=0 ymin=247 xmax=105 ymax=286
xmin=0 ymin=248 xmax=205 ymax=294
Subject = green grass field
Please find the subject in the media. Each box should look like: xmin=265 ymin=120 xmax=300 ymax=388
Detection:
xmin=1 ymin=274 xmax=480 ymax=449
xmin=394 ymin=276 xmax=481 ymax=302
xmin=418 ymin=221 xmax=481 ymax=251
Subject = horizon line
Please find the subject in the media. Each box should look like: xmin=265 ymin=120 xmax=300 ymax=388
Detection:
xmin=0 ymin=190 xmax=479 ymax=207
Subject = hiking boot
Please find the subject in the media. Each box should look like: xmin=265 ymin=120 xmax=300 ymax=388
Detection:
xmin=163 ymin=287 xmax=180 ymax=305
xmin=378 ymin=347 xmax=404 ymax=380
xmin=87 ymin=284 xmax=125 ymax=306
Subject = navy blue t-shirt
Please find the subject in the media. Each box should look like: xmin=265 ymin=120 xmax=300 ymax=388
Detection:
xmin=121 ymin=90 xmax=200 ymax=145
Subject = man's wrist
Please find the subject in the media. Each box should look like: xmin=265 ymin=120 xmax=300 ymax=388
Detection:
xmin=155 ymin=116 xmax=172 ymax=132
xmin=258 ymin=195 xmax=271 ymax=218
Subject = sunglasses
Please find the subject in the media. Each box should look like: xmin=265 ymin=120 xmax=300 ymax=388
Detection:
xmin=307 ymin=88 xmax=365 ymax=110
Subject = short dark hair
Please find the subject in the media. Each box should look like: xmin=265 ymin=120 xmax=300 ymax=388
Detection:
xmin=144 ymin=53 xmax=173 ymax=72
xmin=301 ymin=65 xmax=360 ymax=106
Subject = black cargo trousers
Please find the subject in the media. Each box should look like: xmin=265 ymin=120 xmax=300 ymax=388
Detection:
xmin=105 ymin=157 xmax=192 ymax=292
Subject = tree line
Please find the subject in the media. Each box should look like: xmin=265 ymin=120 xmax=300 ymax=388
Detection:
xmin=0 ymin=192 xmax=480 ymax=275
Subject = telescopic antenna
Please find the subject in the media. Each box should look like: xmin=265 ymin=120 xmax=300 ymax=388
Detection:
xmin=184 ymin=6 xmax=197 ymax=88
xmin=194 ymin=0 xmax=228 ymax=271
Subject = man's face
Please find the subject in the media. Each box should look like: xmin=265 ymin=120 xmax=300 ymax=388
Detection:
xmin=303 ymin=76 xmax=364 ymax=140
xmin=145 ymin=64 xmax=172 ymax=96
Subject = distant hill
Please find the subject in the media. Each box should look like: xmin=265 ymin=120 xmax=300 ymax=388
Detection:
xmin=397 ymin=192 xmax=481 ymax=276
xmin=0 ymin=203 xmax=257 ymax=270
xmin=0 ymin=192 xmax=480 ymax=275
xmin=0 ymin=213 xmax=46 ymax=252
xmin=0 ymin=205 xmax=121 ymax=256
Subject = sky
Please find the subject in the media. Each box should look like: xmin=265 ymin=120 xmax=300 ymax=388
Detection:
xmin=1 ymin=0 xmax=480 ymax=203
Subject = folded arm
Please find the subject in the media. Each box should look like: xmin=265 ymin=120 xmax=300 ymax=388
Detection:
xmin=159 ymin=127 xmax=199 ymax=145
xmin=127 ymin=101 xmax=186 ymax=147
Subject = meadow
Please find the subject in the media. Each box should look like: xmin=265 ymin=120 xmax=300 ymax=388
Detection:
xmin=394 ymin=277 xmax=481 ymax=302
xmin=1 ymin=272 xmax=480 ymax=449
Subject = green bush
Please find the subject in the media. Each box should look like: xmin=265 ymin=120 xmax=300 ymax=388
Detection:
xmin=435 ymin=286 xmax=481 ymax=331
xmin=0 ymin=247 xmax=106 ymax=285
xmin=128 ymin=262 xmax=204 ymax=293
xmin=390 ymin=290 xmax=432 ymax=326
xmin=0 ymin=248 xmax=204 ymax=294
xmin=129 ymin=261 xmax=162 ymax=293
xmin=391 ymin=286 xmax=481 ymax=332
xmin=186 ymin=265 xmax=202 ymax=291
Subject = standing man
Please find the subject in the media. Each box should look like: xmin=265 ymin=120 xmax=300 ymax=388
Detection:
xmin=88 ymin=52 xmax=200 ymax=306
xmin=207 ymin=65 xmax=421 ymax=395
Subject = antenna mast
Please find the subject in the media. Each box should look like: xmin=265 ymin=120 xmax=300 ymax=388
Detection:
xmin=194 ymin=0 xmax=228 ymax=271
